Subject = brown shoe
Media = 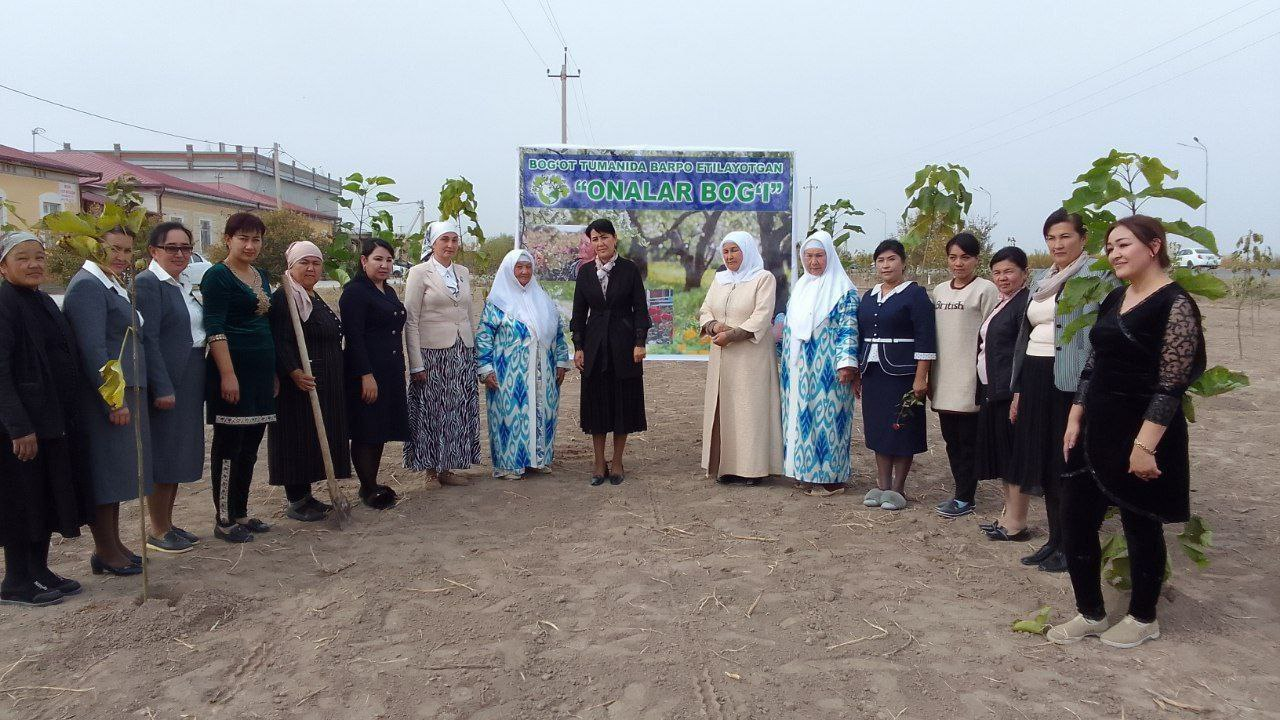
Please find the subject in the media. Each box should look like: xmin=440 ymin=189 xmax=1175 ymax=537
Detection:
xmin=438 ymin=472 xmax=472 ymax=487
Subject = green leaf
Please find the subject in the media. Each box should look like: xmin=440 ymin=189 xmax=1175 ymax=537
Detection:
xmin=59 ymin=235 xmax=103 ymax=262
xmin=1182 ymin=395 xmax=1196 ymax=423
xmin=1170 ymin=267 xmax=1228 ymax=300
xmin=1060 ymin=311 xmax=1097 ymax=344
xmin=40 ymin=211 xmax=97 ymax=236
xmin=1138 ymin=156 xmax=1177 ymax=189
xmin=1136 ymin=185 xmax=1203 ymax=209
xmin=1059 ymin=275 xmax=1109 ymax=313
xmin=1177 ymin=515 xmax=1213 ymax=568
xmin=346 ymin=172 xmax=365 ymax=183
xmin=1188 ymin=365 xmax=1250 ymax=398
xmin=1012 ymin=606 xmax=1053 ymax=635
xmin=370 ymin=176 xmax=395 ymax=186
xmin=375 ymin=192 xmax=400 ymax=203
xmin=1162 ymin=220 xmax=1217 ymax=255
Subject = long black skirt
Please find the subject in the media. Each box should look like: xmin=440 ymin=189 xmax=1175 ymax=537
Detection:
xmin=1006 ymin=356 xmax=1072 ymax=496
xmin=579 ymin=369 xmax=646 ymax=435
xmin=0 ymin=435 xmax=93 ymax=545
xmin=860 ymin=363 xmax=925 ymax=456
xmin=974 ymin=391 xmax=1014 ymax=482
xmin=268 ymin=356 xmax=352 ymax=486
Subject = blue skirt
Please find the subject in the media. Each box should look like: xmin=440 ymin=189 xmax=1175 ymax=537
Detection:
xmin=861 ymin=363 xmax=926 ymax=456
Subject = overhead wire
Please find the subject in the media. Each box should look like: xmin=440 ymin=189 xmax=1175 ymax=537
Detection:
xmin=833 ymin=1 xmax=1279 ymax=180
xmin=844 ymin=27 xmax=1280 ymax=189
xmin=0 ymin=81 xmax=253 ymax=147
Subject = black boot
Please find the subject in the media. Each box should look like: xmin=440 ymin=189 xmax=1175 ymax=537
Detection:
xmin=29 ymin=539 xmax=81 ymax=595
xmin=1021 ymin=542 xmax=1055 ymax=566
xmin=1037 ymin=550 xmax=1068 ymax=573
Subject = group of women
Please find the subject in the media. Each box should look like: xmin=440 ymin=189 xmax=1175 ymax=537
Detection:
xmin=699 ymin=209 xmax=1205 ymax=648
xmin=0 ymin=207 xmax=1206 ymax=648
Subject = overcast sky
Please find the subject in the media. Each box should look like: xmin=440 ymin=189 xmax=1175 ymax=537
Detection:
xmin=2 ymin=0 xmax=1276 ymax=253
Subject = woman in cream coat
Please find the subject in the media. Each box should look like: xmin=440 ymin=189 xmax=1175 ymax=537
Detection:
xmin=698 ymin=231 xmax=783 ymax=485
xmin=403 ymin=220 xmax=481 ymax=485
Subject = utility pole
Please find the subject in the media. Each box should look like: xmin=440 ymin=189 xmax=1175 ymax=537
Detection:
xmin=803 ymin=177 xmax=817 ymax=228
xmin=31 ymin=127 xmax=43 ymax=153
xmin=874 ymin=208 xmax=888 ymax=240
xmin=1178 ymin=137 xmax=1208 ymax=230
xmin=547 ymin=47 xmax=580 ymax=144
xmin=272 ymin=142 xmax=283 ymax=210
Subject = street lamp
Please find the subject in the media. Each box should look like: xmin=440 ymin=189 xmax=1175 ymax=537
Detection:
xmin=873 ymin=208 xmax=888 ymax=240
xmin=30 ymin=127 xmax=44 ymax=153
xmin=1177 ymin=136 xmax=1208 ymax=230
xmin=976 ymin=186 xmax=993 ymax=219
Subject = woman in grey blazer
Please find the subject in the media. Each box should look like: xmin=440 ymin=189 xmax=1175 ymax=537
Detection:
xmin=62 ymin=227 xmax=155 ymax=576
xmin=1004 ymin=209 xmax=1117 ymax=573
xmin=135 ymin=222 xmax=206 ymax=554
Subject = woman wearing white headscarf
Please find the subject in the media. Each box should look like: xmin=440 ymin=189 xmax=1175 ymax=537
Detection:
xmin=404 ymin=220 xmax=480 ymax=485
xmin=475 ymin=249 xmax=572 ymax=480
xmin=697 ymin=231 xmax=783 ymax=485
xmin=779 ymin=231 xmax=860 ymax=496
xmin=267 ymin=241 xmax=350 ymax=521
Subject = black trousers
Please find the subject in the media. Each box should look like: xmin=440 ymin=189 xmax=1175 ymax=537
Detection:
xmin=1062 ymin=474 xmax=1166 ymax=623
xmin=284 ymin=484 xmax=313 ymax=503
xmin=2 ymin=537 xmax=52 ymax=591
xmin=210 ymin=424 xmax=266 ymax=525
xmin=939 ymin=411 xmax=980 ymax=504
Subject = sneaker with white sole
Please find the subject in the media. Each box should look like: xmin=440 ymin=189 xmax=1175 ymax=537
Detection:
xmin=1099 ymin=615 xmax=1160 ymax=648
xmin=1047 ymin=613 xmax=1110 ymax=644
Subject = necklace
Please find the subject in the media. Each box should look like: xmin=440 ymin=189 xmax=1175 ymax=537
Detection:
xmin=228 ymin=262 xmax=270 ymax=316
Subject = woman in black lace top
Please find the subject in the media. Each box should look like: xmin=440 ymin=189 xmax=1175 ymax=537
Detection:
xmin=1049 ymin=215 xmax=1205 ymax=649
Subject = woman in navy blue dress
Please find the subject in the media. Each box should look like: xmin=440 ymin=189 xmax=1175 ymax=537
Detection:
xmin=854 ymin=241 xmax=936 ymax=511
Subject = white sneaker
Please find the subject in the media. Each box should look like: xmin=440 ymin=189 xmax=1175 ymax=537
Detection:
xmin=1047 ymin=614 xmax=1111 ymax=644
xmin=1100 ymin=615 xmax=1161 ymax=648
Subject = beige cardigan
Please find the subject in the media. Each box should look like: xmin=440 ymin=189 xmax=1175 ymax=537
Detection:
xmin=404 ymin=260 xmax=474 ymax=372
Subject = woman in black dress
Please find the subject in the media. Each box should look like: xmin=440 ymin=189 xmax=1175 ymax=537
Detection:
xmin=1049 ymin=215 xmax=1205 ymax=649
xmin=0 ymin=232 xmax=94 ymax=606
xmin=973 ymin=247 xmax=1031 ymax=535
xmin=268 ymin=241 xmax=351 ymax=522
xmin=570 ymin=219 xmax=651 ymax=486
xmin=339 ymin=239 xmax=407 ymax=509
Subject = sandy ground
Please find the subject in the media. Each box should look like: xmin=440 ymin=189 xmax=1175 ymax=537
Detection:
xmin=2 ymin=299 xmax=1278 ymax=720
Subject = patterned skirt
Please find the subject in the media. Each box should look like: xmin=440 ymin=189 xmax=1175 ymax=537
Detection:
xmin=404 ymin=339 xmax=481 ymax=472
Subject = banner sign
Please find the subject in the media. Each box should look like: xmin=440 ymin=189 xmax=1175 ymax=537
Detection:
xmin=518 ymin=146 xmax=794 ymax=358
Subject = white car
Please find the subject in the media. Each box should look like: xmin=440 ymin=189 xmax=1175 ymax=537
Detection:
xmin=185 ymin=251 xmax=214 ymax=285
xmin=1174 ymin=247 xmax=1220 ymax=269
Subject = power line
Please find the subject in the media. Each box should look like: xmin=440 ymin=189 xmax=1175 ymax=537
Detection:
xmin=535 ymin=0 xmax=567 ymax=47
xmin=836 ymin=1 xmax=1277 ymax=179
xmin=497 ymin=0 xmax=550 ymax=68
xmin=846 ymin=27 xmax=1280 ymax=189
xmin=0 ymin=81 xmax=250 ymax=146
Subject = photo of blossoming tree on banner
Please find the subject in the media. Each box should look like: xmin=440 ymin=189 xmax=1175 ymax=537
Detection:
xmin=518 ymin=147 xmax=794 ymax=357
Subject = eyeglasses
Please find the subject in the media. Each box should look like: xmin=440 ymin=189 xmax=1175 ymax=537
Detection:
xmin=158 ymin=245 xmax=195 ymax=255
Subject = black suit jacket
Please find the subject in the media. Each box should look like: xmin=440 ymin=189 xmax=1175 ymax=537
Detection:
xmin=977 ymin=287 xmax=1029 ymax=405
xmin=570 ymin=257 xmax=651 ymax=380
xmin=0 ymin=282 xmax=81 ymax=439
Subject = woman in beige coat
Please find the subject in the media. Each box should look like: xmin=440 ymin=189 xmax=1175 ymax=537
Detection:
xmin=699 ymin=231 xmax=783 ymax=485
xmin=403 ymin=220 xmax=481 ymax=485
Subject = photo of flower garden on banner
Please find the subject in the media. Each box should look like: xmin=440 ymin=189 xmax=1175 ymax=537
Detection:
xmin=518 ymin=146 xmax=795 ymax=358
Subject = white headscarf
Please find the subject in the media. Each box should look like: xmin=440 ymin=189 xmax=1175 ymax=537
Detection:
xmin=714 ymin=231 xmax=766 ymax=285
xmin=422 ymin=219 xmax=462 ymax=261
xmin=0 ymin=231 xmax=40 ymax=263
xmin=787 ymin=231 xmax=856 ymax=343
xmin=487 ymin=249 xmax=559 ymax=343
